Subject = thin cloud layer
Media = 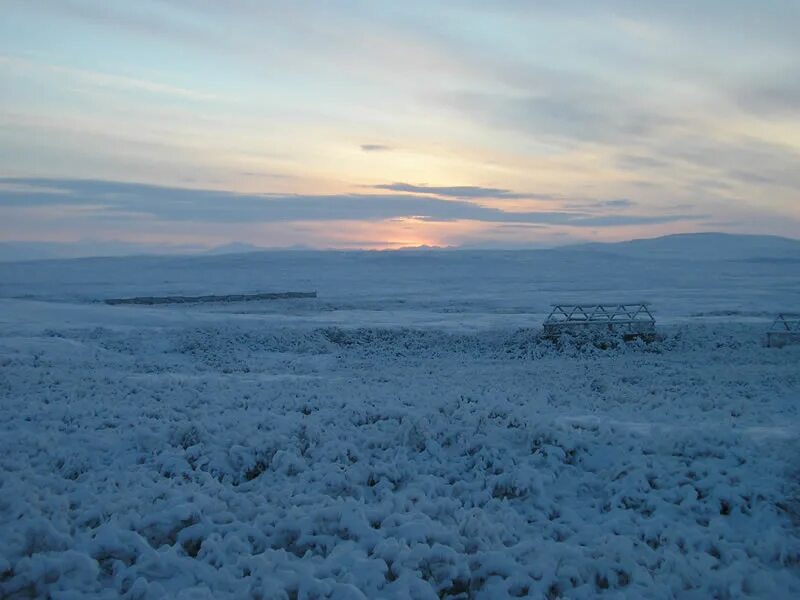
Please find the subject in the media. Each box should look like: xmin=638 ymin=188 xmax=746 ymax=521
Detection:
xmin=0 ymin=178 xmax=702 ymax=228
xmin=372 ymin=182 xmax=533 ymax=200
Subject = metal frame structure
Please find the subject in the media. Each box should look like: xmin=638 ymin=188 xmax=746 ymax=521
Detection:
xmin=766 ymin=313 xmax=800 ymax=348
xmin=543 ymin=302 xmax=656 ymax=339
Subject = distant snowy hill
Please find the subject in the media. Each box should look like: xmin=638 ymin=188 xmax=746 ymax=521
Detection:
xmin=0 ymin=241 xmax=207 ymax=262
xmin=0 ymin=241 xmax=316 ymax=261
xmin=204 ymin=242 xmax=267 ymax=255
xmin=564 ymin=232 xmax=800 ymax=261
xmin=3 ymin=232 xmax=799 ymax=262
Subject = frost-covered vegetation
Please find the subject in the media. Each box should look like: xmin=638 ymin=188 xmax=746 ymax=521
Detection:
xmin=1 ymin=320 xmax=798 ymax=598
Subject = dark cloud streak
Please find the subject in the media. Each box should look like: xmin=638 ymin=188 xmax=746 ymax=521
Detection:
xmin=0 ymin=178 xmax=701 ymax=228
xmin=372 ymin=182 xmax=539 ymax=200
xmin=447 ymin=90 xmax=679 ymax=148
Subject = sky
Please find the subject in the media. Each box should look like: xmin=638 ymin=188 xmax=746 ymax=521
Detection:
xmin=1 ymin=0 xmax=799 ymax=253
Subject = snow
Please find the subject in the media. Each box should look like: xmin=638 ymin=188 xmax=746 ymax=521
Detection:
xmin=1 ymin=248 xmax=799 ymax=598
xmin=567 ymin=232 xmax=800 ymax=262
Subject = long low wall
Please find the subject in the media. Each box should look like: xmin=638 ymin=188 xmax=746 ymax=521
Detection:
xmin=105 ymin=291 xmax=317 ymax=305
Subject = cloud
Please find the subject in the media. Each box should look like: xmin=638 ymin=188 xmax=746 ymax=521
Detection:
xmin=615 ymin=154 xmax=671 ymax=171
xmin=656 ymin=136 xmax=800 ymax=190
xmin=21 ymin=0 xmax=214 ymax=48
xmin=361 ymin=144 xmax=392 ymax=152
xmin=0 ymin=56 xmax=220 ymax=101
xmin=0 ymin=178 xmax=701 ymax=229
xmin=602 ymin=199 xmax=636 ymax=208
xmin=734 ymin=75 xmax=800 ymax=116
xmin=614 ymin=134 xmax=800 ymax=195
xmin=566 ymin=199 xmax=637 ymax=210
xmin=570 ymin=213 xmax=705 ymax=227
xmin=372 ymin=182 xmax=537 ymax=200
xmin=446 ymin=90 xmax=679 ymax=148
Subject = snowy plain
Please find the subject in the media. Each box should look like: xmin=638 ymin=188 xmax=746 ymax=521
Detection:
xmin=1 ymin=244 xmax=799 ymax=599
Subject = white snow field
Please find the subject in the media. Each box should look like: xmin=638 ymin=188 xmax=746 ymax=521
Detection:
xmin=1 ymin=245 xmax=799 ymax=599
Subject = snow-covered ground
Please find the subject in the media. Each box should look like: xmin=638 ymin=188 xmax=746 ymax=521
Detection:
xmin=1 ymin=248 xmax=799 ymax=598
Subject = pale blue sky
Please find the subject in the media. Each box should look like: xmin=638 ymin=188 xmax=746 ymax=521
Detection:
xmin=1 ymin=1 xmax=798 ymax=250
